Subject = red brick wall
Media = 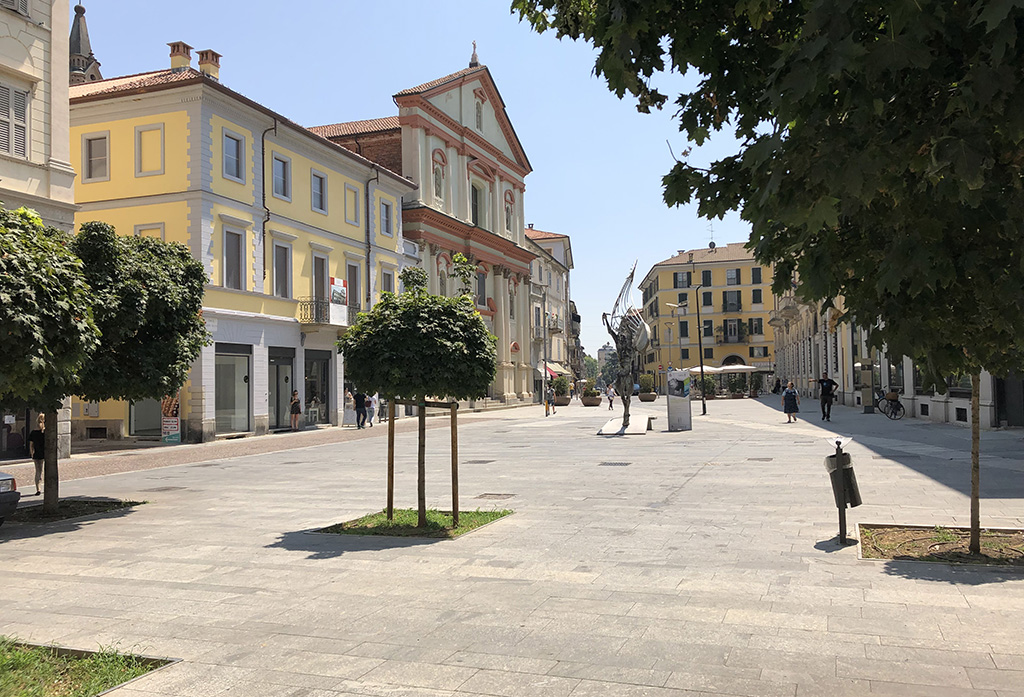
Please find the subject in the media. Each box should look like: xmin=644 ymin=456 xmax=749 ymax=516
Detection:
xmin=331 ymin=132 xmax=403 ymax=176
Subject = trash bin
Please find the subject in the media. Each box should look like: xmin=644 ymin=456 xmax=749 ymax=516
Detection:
xmin=824 ymin=451 xmax=862 ymax=509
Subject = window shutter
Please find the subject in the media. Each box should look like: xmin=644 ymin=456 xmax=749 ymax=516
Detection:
xmin=735 ymin=268 xmax=742 ymax=284
xmin=11 ymin=88 xmax=26 ymax=156
xmin=0 ymin=0 xmax=15 ymax=11
xmin=0 ymin=85 xmax=9 ymax=154
xmin=18 ymin=0 xmax=28 ymax=13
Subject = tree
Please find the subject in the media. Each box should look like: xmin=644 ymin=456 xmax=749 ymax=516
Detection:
xmin=584 ymin=354 xmax=599 ymax=381
xmin=0 ymin=207 xmax=100 ymax=512
xmin=513 ymin=0 xmax=1024 ymax=554
xmin=71 ymin=222 xmax=208 ymax=403
xmin=338 ymin=256 xmax=496 ymax=527
xmin=0 ymin=213 xmax=207 ymax=513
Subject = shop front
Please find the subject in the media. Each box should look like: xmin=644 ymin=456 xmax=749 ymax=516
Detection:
xmin=268 ymin=347 xmax=295 ymax=431
xmin=215 ymin=343 xmax=251 ymax=434
xmin=304 ymin=349 xmax=332 ymax=425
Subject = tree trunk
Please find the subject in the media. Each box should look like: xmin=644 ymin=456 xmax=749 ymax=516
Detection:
xmin=42 ymin=410 xmax=59 ymax=514
xmin=417 ymin=400 xmax=426 ymax=528
xmin=969 ymin=372 xmax=981 ymax=554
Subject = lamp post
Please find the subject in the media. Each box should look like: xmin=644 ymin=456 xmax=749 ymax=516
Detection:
xmin=692 ymin=282 xmax=708 ymax=415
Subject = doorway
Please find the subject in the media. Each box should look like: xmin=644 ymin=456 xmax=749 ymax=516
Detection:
xmin=129 ymin=399 xmax=162 ymax=437
xmin=215 ymin=343 xmax=251 ymax=433
xmin=268 ymin=347 xmax=294 ymax=430
xmin=304 ymin=349 xmax=332 ymax=425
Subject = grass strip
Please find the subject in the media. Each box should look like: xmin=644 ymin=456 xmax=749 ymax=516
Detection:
xmin=11 ymin=499 xmax=145 ymax=524
xmin=319 ymin=508 xmax=511 ymax=538
xmin=860 ymin=525 xmax=1024 ymax=566
xmin=0 ymin=637 xmax=157 ymax=697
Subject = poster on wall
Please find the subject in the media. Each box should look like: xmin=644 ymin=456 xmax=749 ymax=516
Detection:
xmin=329 ymin=277 xmax=347 ymax=305
xmin=666 ymin=369 xmax=692 ymax=432
xmin=161 ymin=392 xmax=181 ymax=444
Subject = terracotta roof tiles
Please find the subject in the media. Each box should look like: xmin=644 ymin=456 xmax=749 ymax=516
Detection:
xmin=394 ymin=66 xmax=488 ymax=97
xmin=308 ymin=117 xmax=401 ymax=140
xmin=525 ymin=228 xmax=567 ymax=240
xmin=654 ymin=242 xmax=755 ymax=267
xmin=70 ymin=68 xmax=202 ymax=99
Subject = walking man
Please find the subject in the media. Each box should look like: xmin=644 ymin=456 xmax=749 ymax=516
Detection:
xmin=818 ymin=371 xmax=839 ymax=422
xmin=545 ymin=384 xmax=556 ymax=416
xmin=27 ymin=414 xmax=44 ymax=496
xmin=354 ymin=390 xmax=367 ymax=429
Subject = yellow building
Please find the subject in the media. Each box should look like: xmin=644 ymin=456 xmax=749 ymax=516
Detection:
xmin=638 ymin=243 xmax=776 ymax=385
xmin=68 ymin=41 xmax=415 ymax=442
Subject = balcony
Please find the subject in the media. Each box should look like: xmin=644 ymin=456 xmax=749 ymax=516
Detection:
xmin=767 ymin=309 xmax=785 ymax=328
xmin=532 ymin=325 xmax=545 ymax=342
xmin=299 ymin=298 xmax=348 ymax=328
xmin=547 ymin=315 xmax=564 ymax=333
xmin=778 ymin=297 xmax=799 ymax=319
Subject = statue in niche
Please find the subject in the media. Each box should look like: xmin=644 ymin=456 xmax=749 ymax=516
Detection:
xmin=602 ymin=262 xmax=651 ymax=429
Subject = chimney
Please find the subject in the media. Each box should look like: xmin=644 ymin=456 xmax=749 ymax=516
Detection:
xmin=528 ymin=223 xmax=534 ymax=229
xmin=168 ymin=41 xmax=193 ymax=71
xmin=198 ymin=49 xmax=221 ymax=81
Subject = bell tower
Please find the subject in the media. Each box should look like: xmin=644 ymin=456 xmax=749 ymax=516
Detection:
xmin=69 ymin=4 xmax=102 ymax=85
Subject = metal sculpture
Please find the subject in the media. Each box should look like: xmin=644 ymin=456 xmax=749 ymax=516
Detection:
xmin=602 ymin=262 xmax=651 ymax=428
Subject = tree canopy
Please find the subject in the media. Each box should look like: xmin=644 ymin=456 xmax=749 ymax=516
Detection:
xmin=0 ymin=207 xmax=98 ymax=411
xmin=513 ymin=0 xmax=1024 ymax=385
xmin=338 ymin=261 xmax=496 ymax=401
xmin=71 ymin=222 xmax=208 ymax=402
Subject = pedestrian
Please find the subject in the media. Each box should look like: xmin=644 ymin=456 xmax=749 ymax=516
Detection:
xmin=782 ymin=381 xmax=800 ymax=423
xmin=366 ymin=393 xmax=378 ymax=427
xmin=772 ymin=377 xmax=782 ymax=395
xmin=354 ymin=390 xmax=367 ymax=428
xmin=818 ymin=371 xmax=839 ymax=422
xmin=289 ymin=390 xmax=301 ymax=431
xmin=378 ymin=395 xmax=387 ymax=423
xmin=545 ymin=385 xmax=556 ymax=416
xmin=27 ymin=414 xmax=44 ymax=496
xmin=607 ymin=384 xmax=616 ymax=410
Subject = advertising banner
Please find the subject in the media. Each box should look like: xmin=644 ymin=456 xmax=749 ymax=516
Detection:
xmin=666 ymin=369 xmax=692 ymax=432
xmin=329 ymin=277 xmax=347 ymax=305
xmin=161 ymin=392 xmax=181 ymax=444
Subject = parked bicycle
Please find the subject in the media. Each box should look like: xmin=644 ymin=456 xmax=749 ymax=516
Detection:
xmin=874 ymin=387 xmax=905 ymax=420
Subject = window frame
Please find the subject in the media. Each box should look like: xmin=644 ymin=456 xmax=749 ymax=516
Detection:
xmin=704 ymin=347 xmax=714 ymax=359
xmin=678 ymin=320 xmax=688 ymax=338
xmin=702 ymin=291 xmax=712 ymax=307
xmin=701 ymin=269 xmax=712 ymax=287
xmin=271 ymin=152 xmax=291 ymax=201
xmin=752 ymin=288 xmax=763 ymax=305
xmin=726 ymin=268 xmax=741 ymax=286
xmin=0 ymin=0 xmax=30 ymax=15
xmin=702 ymin=319 xmax=713 ymax=338
xmin=134 ymin=123 xmax=165 ymax=178
xmin=310 ymin=169 xmax=328 ymax=214
xmin=476 ymin=271 xmax=487 ymax=307
xmin=223 ymin=227 xmax=246 ymax=291
xmin=381 ymin=268 xmax=395 ymax=295
xmin=222 ymin=129 xmax=245 ymax=183
xmin=751 ymin=266 xmax=762 ymax=284
xmin=344 ymin=183 xmax=360 ymax=225
xmin=470 ymin=181 xmax=485 ymax=228
xmin=380 ymin=199 xmax=393 ymax=236
xmin=133 ymin=223 xmax=165 ymax=241
xmin=311 ymin=251 xmax=329 ymax=301
xmin=81 ymin=131 xmax=110 ymax=183
xmin=271 ymin=241 xmax=292 ymax=299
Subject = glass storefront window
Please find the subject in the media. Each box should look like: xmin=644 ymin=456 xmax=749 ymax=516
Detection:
xmin=215 ymin=345 xmax=251 ymax=433
xmin=304 ymin=350 xmax=332 ymax=424
xmin=268 ymin=348 xmax=295 ymax=431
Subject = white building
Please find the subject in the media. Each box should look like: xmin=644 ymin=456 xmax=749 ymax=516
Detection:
xmin=525 ymin=226 xmax=576 ymax=396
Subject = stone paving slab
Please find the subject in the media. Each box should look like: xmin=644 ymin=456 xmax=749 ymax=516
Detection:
xmin=0 ymin=397 xmax=1022 ymax=696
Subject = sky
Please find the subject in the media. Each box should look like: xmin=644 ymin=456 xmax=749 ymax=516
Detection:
xmin=76 ymin=0 xmax=750 ymax=357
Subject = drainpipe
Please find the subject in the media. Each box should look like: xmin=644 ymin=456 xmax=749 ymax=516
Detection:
xmin=260 ymin=119 xmax=278 ymax=280
xmin=365 ymin=168 xmax=379 ymax=309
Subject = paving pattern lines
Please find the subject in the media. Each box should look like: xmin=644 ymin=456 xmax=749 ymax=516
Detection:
xmin=1 ymin=399 xmax=1023 ymax=697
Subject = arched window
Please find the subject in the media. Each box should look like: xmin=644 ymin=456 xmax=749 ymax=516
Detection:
xmin=475 ymin=101 xmax=483 ymax=131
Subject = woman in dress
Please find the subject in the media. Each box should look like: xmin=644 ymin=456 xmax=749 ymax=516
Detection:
xmin=289 ymin=390 xmax=301 ymax=430
xmin=782 ymin=381 xmax=800 ymax=423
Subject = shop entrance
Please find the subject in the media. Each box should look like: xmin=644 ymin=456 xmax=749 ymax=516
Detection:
xmin=268 ymin=347 xmax=294 ymax=430
xmin=304 ymin=349 xmax=332 ymax=425
xmin=1 ymin=409 xmax=30 ymax=459
xmin=215 ymin=343 xmax=251 ymax=434
xmin=129 ymin=399 xmax=162 ymax=437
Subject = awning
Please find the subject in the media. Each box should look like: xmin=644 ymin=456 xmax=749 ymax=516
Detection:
xmin=544 ymin=361 xmax=571 ymax=378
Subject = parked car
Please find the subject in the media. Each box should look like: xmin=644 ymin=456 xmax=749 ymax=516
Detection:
xmin=0 ymin=471 xmax=21 ymax=527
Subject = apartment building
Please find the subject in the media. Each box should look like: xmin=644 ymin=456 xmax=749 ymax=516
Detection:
xmin=525 ymin=227 xmax=573 ymax=396
xmin=68 ymin=40 xmax=415 ymax=441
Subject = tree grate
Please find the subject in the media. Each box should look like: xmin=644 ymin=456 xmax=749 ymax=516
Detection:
xmin=599 ymin=462 xmax=631 ymax=467
xmin=464 ymin=459 xmax=495 ymax=464
xmin=475 ymin=493 xmax=515 ymax=500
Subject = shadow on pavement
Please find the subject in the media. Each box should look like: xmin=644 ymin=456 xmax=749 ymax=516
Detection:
xmin=0 ymin=496 xmax=140 ymax=543
xmin=813 ymin=537 xmax=858 ymax=553
xmin=266 ymin=528 xmax=442 ymax=560
xmin=880 ymin=559 xmax=1024 ymax=586
xmin=754 ymin=398 xmax=1024 ymax=500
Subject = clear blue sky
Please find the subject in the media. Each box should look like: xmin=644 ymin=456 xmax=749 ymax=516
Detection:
xmin=78 ymin=0 xmax=749 ymax=357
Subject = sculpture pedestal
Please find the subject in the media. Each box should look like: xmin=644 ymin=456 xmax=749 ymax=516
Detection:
xmin=598 ymin=416 xmax=654 ymax=435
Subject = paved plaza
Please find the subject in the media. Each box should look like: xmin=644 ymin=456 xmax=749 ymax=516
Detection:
xmin=2 ymin=397 xmax=1023 ymax=697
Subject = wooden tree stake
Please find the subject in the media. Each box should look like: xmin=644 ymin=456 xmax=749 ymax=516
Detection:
xmin=450 ymin=403 xmax=459 ymax=526
xmin=387 ymin=400 xmax=395 ymax=520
